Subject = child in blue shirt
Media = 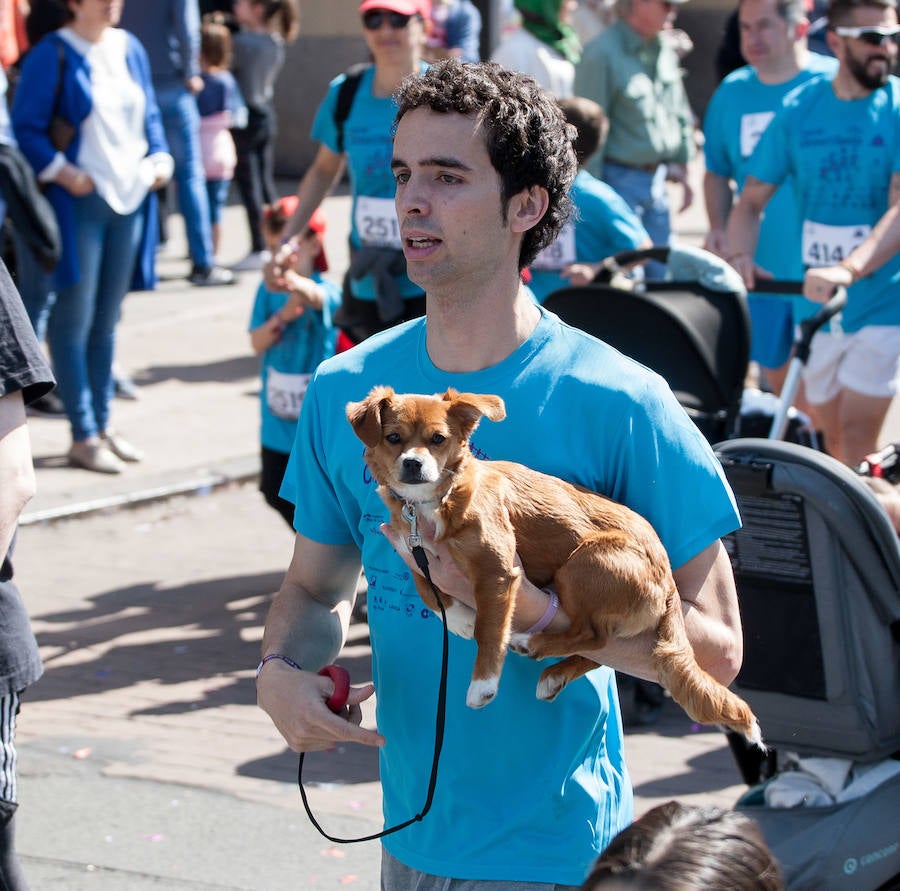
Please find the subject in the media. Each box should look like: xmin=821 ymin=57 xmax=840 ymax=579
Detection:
xmin=249 ymin=198 xmax=341 ymax=525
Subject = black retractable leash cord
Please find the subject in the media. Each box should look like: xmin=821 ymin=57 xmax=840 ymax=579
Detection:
xmin=298 ymin=507 xmax=450 ymax=844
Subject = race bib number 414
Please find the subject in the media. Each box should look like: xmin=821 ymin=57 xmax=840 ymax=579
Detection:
xmin=802 ymin=220 xmax=870 ymax=268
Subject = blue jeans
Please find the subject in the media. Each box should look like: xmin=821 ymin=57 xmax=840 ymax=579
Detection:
xmin=602 ymin=161 xmax=671 ymax=281
xmin=155 ymin=84 xmax=214 ymax=270
xmin=47 ymin=192 xmax=143 ymax=442
xmin=10 ymin=227 xmax=55 ymax=342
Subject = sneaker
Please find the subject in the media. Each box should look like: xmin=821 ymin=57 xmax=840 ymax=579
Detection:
xmin=189 ymin=265 xmax=236 ymax=287
xmin=100 ymin=430 xmax=143 ymax=463
xmin=68 ymin=438 xmax=124 ymax=474
xmin=230 ymin=251 xmax=270 ymax=272
xmin=27 ymin=390 xmax=66 ymax=416
xmin=113 ymin=372 xmax=140 ymax=401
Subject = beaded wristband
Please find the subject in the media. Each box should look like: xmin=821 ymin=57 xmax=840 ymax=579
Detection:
xmin=256 ymin=653 xmax=303 ymax=678
xmin=840 ymin=257 xmax=863 ymax=283
xmin=524 ymin=590 xmax=559 ymax=635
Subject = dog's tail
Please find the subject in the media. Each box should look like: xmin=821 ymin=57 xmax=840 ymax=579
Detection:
xmin=654 ymin=591 xmax=763 ymax=749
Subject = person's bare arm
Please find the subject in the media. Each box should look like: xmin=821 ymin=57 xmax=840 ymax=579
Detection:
xmin=281 ymin=144 xmax=345 ymax=242
xmin=725 ymin=176 xmax=777 ymax=289
xmin=382 ymin=526 xmax=742 ymax=687
xmin=265 ymin=145 xmax=345 ymax=291
xmin=0 ymin=391 xmax=36 ymax=564
xmin=703 ymin=170 xmax=734 ymax=257
xmin=256 ymin=533 xmax=385 ymax=752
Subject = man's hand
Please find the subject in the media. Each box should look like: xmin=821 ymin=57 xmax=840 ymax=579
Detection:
xmin=803 ymin=264 xmax=853 ymax=302
xmin=256 ymin=661 xmax=384 ymax=753
xmin=703 ymin=228 xmax=727 ymax=258
xmin=380 ymin=517 xmax=477 ymax=608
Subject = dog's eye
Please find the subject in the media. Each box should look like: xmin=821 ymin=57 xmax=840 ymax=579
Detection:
xmin=385 ymin=433 xmax=401 ymax=445
xmin=431 ymin=433 xmax=446 ymax=445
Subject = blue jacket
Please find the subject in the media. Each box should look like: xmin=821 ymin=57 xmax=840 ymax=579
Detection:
xmin=119 ymin=1 xmax=201 ymax=91
xmin=11 ymin=31 xmax=168 ymax=290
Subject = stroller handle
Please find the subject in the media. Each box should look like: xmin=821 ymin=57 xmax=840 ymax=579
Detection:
xmin=767 ymin=285 xmax=848 ymax=441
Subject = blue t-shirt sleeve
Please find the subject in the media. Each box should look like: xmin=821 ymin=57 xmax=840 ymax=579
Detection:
xmin=281 ymin=374 xmax=358 ymax=543
xmin=249 ymin=282 xmax=272 ymax=330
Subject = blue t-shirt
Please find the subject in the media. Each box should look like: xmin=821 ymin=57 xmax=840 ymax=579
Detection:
xmin=528 ymin=169 xmax=649 ymax=304
xmin=311 ymin=65 xmax=427 ymax=302
xmin=250 ymin=273 xmax=341 ymax=454
xmin=704 ymin=55 xmax=836 ymax=318
xmin=196 ymin=69 xmax=247 ymax=127
xmin=747 ymin=74 xmax=900 ymax=332
xmin=281 ymin=308 xmax=740 ymax=884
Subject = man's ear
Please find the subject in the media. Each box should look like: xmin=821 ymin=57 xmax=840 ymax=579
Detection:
xmin=507 ymin=184 xmax=550 ymax=235
xmin=794 ymin=17 xmax=810 ymax=40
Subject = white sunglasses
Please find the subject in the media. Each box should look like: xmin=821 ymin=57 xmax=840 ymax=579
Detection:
xmin=833 ymin=25 xmax=900 ymax=45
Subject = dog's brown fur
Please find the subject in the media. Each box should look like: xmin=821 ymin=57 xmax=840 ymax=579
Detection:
xmin=347 ymin=386 xmax=761 ymax=745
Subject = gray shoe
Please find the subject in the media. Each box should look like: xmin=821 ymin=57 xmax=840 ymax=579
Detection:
xmin=100 ymin=430 xmax=143 ymax=463
xmin=189 ymin=265 xmax=236 ymax=287
xmin=68 ymin=439 xmax=124 ymax=474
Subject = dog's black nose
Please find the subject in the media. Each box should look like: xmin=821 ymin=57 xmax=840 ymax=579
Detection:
xmin=401 ymin=456 xmax=424 ymax=482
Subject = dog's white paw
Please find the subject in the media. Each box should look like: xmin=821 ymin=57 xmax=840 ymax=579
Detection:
xmin=536 ymin=674 xmax=567 ymax=701
xmin=466 ymin=677 xmax=499 ymax=708
xmin=444 ymin=601 xmax=476 ymax=639
xmin=508 ymin=632 xmax=532 ymax=656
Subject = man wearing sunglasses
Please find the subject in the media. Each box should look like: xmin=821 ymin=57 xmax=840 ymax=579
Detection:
xmin=269 ymin=0 xmax=429 ymax=344
xmin=703 ymin=0 xmax=837 ymax=398
xmin=727 ymin=0 xmax=900 ymax=469
xmin=574 ymin=0 xmax=696 ymax=281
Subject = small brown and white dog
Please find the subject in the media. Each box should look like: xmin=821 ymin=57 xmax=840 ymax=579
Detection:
xmin=347 ymin=386 xmax=762 ymax=746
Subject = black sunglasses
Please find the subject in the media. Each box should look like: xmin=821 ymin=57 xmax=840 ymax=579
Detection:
xmin=362 ymin=9 xmax=413 ymax=30
xmin=833 ymin=25 xmax=900 ymax=46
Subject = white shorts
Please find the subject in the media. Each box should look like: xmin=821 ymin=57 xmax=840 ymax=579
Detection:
xmin=803 ymin=327 xmax=900 ymax=404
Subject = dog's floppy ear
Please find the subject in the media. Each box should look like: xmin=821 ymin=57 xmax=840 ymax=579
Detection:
xmin=443 ymin=389 xmax=506 ymax=438
xmin=347 ymin=385 xmax=395 ymax=447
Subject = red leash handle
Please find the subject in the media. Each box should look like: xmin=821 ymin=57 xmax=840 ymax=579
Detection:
xmin=318 ymin=664 xmax=351 ymax=713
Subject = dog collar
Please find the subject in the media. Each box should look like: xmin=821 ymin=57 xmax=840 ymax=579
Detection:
xmin=387 ymin=487 xmax=442 ymax=508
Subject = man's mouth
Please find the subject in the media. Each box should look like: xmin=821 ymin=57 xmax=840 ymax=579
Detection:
xmin=406 ymin=236 xmax=440 ymax=250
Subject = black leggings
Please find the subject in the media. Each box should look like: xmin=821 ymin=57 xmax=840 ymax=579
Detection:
xmin=231 ymin=107 xmax=278 ymax=253
xmin=260 ymin=446 xmax=295 ymax=529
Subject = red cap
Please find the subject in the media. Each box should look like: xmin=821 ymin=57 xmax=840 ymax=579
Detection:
xmin=306 ymin=207 xmax=329 ymax=273
xmin=359 ymin=0 xmax=431 ymax=19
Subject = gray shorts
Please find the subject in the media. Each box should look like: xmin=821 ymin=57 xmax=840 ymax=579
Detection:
xmin=380 ymin=848 xmax=582 ymax=891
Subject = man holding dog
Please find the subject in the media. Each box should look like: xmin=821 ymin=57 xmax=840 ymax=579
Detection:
xmin=257 ymin=61 xmax=744 ymax=888
xmin=727 ymin=0 xmax=900 ymax=467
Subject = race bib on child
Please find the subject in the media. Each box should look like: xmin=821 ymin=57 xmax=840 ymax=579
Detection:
xmin=531 ymin=221 xmax=576 ymax=271
xmin=355 ymin=196 xmax=402 ymax=249
xmin=266 ymin=369 xmax=312 ymax=421
xmin=740 ymin=111 xmax=774 ymax=158
xmin=802 ymin=221 xmax=870 ymax=268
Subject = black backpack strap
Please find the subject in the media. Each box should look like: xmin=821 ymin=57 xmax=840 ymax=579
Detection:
xmin=334 ymin=63 xmax=371 ymax=154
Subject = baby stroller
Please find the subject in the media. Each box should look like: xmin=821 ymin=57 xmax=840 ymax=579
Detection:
xmin=545 ymin=251 xmax=900 ymax=889
xmin=542 ymin=244 xmax=752 ymax=443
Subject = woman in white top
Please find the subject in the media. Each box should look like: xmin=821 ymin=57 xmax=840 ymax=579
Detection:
xmin=490 ymin=0 xmax=581 ymax=98
xmin=12 ymin=0 xmax=172 ymax=474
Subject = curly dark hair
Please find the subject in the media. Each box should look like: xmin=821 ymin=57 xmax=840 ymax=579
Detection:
xmin=582 ymin=801 xmax=785 ymax=891
xmin=393 ymin=60 xmax=577 ymax=270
